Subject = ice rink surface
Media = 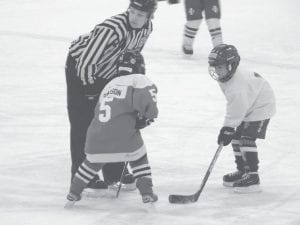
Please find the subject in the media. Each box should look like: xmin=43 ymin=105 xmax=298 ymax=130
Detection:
xmin=0 ymin=0 xmax=300 ymax=224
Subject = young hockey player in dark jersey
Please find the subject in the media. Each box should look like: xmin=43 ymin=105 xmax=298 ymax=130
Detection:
xmin=65 ymin=51 xmax=158 ymax=207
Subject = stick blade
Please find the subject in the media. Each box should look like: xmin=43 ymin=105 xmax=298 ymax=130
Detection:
xmin=168 ymin=194 xmax=198 ymax=204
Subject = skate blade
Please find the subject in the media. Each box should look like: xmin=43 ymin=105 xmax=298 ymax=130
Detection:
xmin=141 ymin=202 xmax=157 ymax=213
xmin=83 ymin=188 xmax=109 ymax=198
xmin=64 ymin=200 xmax=76 ymax=209
xmin=183 ymin=54 xmax=193 ymax=59
xmin=234 ymin=184 xmax=261 ymax=194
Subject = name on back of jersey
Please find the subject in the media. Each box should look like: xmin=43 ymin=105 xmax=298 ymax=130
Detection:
xmin=102 ymin=86 xmax=127 ymax=100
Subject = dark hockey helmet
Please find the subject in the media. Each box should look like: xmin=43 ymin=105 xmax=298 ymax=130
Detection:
xmin=129 ymin=0 xmax=158 ymax=18
xmin=208 ymin=44 xmax=240 ymax=82
xmin=117 ymin=51 xmax=145 ymax=76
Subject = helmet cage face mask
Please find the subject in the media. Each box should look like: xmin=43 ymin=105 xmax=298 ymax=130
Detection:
xmin=208 ymin=44 xmax=240 ymax=82
xmin=208 ymin=66 xmax=220 ymax=81
xmin=208 ymin=63 xmax=236 ymax=82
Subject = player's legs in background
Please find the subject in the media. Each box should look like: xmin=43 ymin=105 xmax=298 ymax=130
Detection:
xmin=182 ymin=0 xmax=204 ymax=55
xmin=204 ymin=0 xmax=223 ymax=47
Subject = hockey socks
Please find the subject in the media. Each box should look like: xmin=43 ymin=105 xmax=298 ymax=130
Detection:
xmin=182 ymin=20 xmax=201 ymax=54
xmin=231 ymin=139 xmax=245 ymax=171
xmin=240 ymin=137 xmax=259 ymax=173
xmin=68 ymin=159 xmax=103 ymax=201
xmin=130 ymin=154 xmax=157 ymax=203
xmin=206 ymin=18 xmax=223 ymax=47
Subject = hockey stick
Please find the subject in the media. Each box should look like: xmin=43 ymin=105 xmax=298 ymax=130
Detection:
xmin=116 ymin=161 xmax=129 ymax=198
xmin=169 ymin=144 xmax=223 ymax=204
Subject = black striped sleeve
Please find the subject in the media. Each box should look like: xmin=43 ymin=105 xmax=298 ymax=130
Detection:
xmin=77 ymin=26 xmax=116 ymax=85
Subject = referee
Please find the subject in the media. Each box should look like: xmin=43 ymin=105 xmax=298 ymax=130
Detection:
xmin=65 ymin=0 xmax=157 ymax=189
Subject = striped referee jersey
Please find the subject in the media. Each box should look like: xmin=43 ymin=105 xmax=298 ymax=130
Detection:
xmin=68 ymin=11 xmax=153 ymax=86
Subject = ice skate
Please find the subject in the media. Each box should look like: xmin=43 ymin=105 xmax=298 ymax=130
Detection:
xmin=64 ymin=192 xmax=81 ymax=209
xmin=182 ymin=44 xmax=193 ymax=55
xmin=140 ymin=193 xmax=158 ymax=212
xmin=233 ymin=173 xmax=261 ymax=193
xmin=142 ymin=193 xmax=158 ymax=203
xmin=223 ymin=170 xmax=244 ymax=187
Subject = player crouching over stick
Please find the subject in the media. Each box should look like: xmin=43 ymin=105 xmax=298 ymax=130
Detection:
xmin=65 ymin=51 xmax=158 ymax=208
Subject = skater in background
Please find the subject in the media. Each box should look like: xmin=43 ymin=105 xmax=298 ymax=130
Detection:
xmin=182 ymin=0 xmax=223 ymax=55
xmin=65 ymin=51 xmax=158 ymax=206
xmin=65 ymin=0 xmax=157 ymax=190
xmin=208 ymin=44 xmax=276 ymax=193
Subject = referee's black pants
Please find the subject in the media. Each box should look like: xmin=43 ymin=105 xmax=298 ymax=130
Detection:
xmin=65 ymin=54 xmax=127 ymax=184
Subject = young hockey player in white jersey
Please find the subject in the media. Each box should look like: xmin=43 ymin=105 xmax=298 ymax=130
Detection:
xmin=208 ymin=44 xmax=276 ymax=193
xmin=65 ymin=51 xmax=158 ymax=207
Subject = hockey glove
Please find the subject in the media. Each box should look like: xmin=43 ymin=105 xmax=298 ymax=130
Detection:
xmin=135 ymin=116 xmax=154 ymax=129
xmin=218 ymin=126 xmax=235 ymax=146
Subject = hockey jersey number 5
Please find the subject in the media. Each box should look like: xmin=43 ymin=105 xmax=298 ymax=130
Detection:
xmin=98 ymin=74 xmax=158 ymax=123
xmin=85 ymin=74 xmax=158 ymax=163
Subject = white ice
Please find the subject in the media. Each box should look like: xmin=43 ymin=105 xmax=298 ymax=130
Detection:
xmin=0 ymin=0 xmax=300 ymax=224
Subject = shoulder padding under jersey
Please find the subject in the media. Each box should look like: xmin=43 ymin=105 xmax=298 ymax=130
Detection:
xmin=108 ymin=74 xmax=155 ymax=89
